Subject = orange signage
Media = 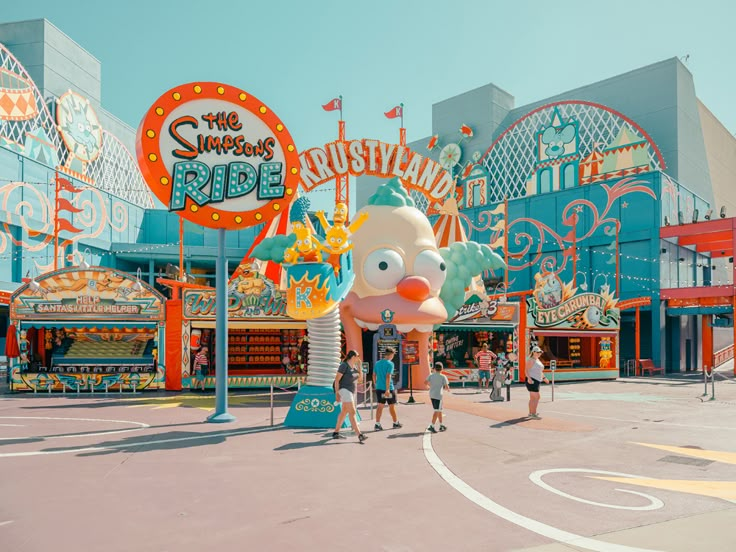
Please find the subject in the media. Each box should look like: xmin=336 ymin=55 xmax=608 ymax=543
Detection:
xmin=136 ymin=82 xmax=300 ymax=229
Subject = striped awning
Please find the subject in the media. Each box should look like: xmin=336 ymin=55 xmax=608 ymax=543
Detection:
xmin=438 ymin=324 xmax=515 ymax=332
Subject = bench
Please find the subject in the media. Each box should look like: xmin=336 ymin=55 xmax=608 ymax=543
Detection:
xmin=639 ymin=359 xmax=664 ymax=376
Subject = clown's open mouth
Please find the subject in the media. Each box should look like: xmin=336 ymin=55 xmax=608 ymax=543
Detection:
xmin=353 ymin=318 xmax=434 ymax=333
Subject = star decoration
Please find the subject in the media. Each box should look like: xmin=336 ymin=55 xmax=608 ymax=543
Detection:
xmin=622 ymin=201 xmax=629 ymax=208
xmin=574 ymin=205 xmax=584 ymax=213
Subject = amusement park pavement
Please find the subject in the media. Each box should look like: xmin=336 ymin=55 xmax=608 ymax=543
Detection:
xmin=1 ymin=366 xmax=735 ymax=552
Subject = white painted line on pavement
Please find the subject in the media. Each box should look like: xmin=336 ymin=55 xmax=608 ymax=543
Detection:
xmin=0 ymin=425 xmax=279 ymax=458
xmin=422 ymin=432 xmax=661 ymax=552
xmin=529 ymin=468 xmax=664 ymax=511
xmin=0 ymin=416 xmax=149 ymax=441
xmin=0 ymin=424 xmax=24 ymax=427
xmin=0 ymin=520 xmax=14 ymax=527
xmin=545 ymin=411 xmax=736 ymax=431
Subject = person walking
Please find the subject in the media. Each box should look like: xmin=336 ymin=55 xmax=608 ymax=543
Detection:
xmin=193 ymin=347 xmax=208 ymax=391
xmin=526 ymin=346 xmax=549 ymax=419
xmin=373 ymin=347 xmax=402 ymax=431
xmin=333 ymin=350 xmax=367 ymax=443
xmin=474 ymin=342 xmax=496 ymax=392
xmin=425 ymin=362 xmax=450 ymax=433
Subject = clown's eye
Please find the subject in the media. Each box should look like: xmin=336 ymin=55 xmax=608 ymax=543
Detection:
xmin=363 ymin=248 xmax=405 ymax=290
xmin=413 ymin=250 xmax=447 ymax=291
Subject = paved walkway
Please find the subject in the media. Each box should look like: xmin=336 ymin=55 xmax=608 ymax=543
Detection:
xmin=1 ymin=371 xmax=735 ymax=552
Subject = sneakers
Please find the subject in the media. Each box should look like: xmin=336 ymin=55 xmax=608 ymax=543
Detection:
xmin=374 ymin=423 xmax=384 ymax=431
xmin=439 ymin=424 xmax=447 ymax=432
xmin=528 ymin=413 xmax=541 ymax=419
xmin=392 ymin=421 xmax=403 ymax=429
xmin=427 ymin=425 xmax=437 ymax=433
xmin=332 ymin=432 xmax=346 ymax=439
xmin=358 ymin=433 xmax=368 ymax=443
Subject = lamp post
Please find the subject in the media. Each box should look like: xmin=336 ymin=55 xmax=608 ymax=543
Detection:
xmin=592 ymin=274 xmax=610 ymax=293
xmin=493 ymin=282 xmax=508 ymax=302
xmin=575 ymin=271 xmax=588 ymax=291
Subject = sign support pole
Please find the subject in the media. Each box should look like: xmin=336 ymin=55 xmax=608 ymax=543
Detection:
xmin=208 ymin=228 xmax=235 ymax=423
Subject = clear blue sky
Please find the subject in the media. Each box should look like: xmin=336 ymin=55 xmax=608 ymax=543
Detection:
xmin=3 ymin=0 xmax=736 ymax=210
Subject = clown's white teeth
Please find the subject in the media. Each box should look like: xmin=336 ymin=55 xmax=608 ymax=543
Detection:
xmin=396 ymin=324 xmax=433 ymax=333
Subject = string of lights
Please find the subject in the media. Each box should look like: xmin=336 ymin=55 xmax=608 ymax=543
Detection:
xmin=0 ymin=241 xmax=184 ymax=261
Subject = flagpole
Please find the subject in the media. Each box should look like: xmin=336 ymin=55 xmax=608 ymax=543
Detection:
xmin=503 ymin=196 xmax=509 ymax=294
xmin=337 ymin=95 xmax=347 ymax=206
xmin=399 ymin=102 xmax=406 ymax=147
xmin=572 ymin=217 xmax=577 ymax=286
xmin=179 ymin=217 xmax=184 ymax=282
xmin=53 ymin=171 xmax=59 ymax=271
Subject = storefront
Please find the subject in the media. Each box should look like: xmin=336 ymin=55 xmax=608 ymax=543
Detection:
xmin=8 ymin=267 xmax=166 ymax=392
xmin=434 ymin=294 xmax=520 ymax=384
xmin=167 ymin=273 xmax=308 ymax=390
xmin=525 ymin=272 xmax=620 ymax=381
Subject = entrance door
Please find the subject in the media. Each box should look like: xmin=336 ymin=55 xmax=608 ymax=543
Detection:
xmin=685 ymin=339 xmax=692 ymax=371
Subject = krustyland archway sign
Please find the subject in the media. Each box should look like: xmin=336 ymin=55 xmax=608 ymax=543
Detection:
xmin=299 ymin=140 xmax=454 ymax=200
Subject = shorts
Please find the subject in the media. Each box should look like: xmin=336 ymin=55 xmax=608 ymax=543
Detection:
xmin=196 ymin=369 xmax=207 ymax=380
xmin=478 ymin=370 xmax=491 ymax=380
xmin=338 ymin=388 xmax=355 ymax=403
xmin=431 ymin=398 xmax=443 ymax=411
xmin=525 ymin=379 xmax=540 ymax=393
xmin=376 ymin=389 xmax=397 ymax=405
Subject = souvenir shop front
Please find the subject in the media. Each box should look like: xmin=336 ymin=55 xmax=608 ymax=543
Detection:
xmin=8 ymin=267 xmax=166 ymax=392
xmin=166 ymin=274 xmax=308 ymax=390
xmin=434 ymin=295 xmax=520 ymax=384
xmin=526 ymin=272 xmax=620 ymax=381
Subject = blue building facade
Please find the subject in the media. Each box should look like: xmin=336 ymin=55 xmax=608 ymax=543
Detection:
xmin=358 ymin=59 xmax=736 ymax=374
xmin=0 ymin=20 xmax=260 ymax=355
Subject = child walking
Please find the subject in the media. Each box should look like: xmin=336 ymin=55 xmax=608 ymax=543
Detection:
xmin=425 ymin=362 xmax=450 ymax=433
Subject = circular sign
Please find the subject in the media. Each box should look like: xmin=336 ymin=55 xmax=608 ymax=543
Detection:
xmin=57 ymin=90 xmax=103 ymax=163
xmin=136 ymin=82 xmax=299 ymax=230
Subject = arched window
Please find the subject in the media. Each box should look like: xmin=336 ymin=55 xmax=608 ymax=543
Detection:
xmin=562 ymin=163 xmax=577 ymax=189
xmin=539 ymin=168 xmax=552 ymax=194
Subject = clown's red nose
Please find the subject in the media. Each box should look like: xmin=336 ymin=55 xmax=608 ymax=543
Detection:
xmin=397 ymin=276 xmax=431 ymax=302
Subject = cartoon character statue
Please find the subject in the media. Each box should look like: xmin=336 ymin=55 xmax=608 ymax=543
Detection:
xmin=541 ymin=123 xmax=576 ymax=159
xmin=533 ymin=272 xmax=563 ymax=309
xmin=315 ymin=204 xmax=369 ymax=273
xmin=283 ymin=220 xmax=323 ymax=264
xmin=342 ymin=177 xmax=506 ymax=382
xmin=599 ymin=337 xmax=613 ymax=369
xmin=19 ymin=330 xmax=30 ymax=371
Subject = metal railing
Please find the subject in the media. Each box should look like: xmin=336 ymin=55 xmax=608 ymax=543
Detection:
xmin=701 ymin=366 xmax=716 ymax=401
xmin=713 ymin=345 xmax=734 ymax=368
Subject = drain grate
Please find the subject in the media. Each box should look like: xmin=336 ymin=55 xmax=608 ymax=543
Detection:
xmin=658 ymin=455 xmax=713 ymax=467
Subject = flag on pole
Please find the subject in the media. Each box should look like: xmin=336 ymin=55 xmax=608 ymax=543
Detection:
xmin=57 ymin=177 xmax=83 ymax=194
xmin=322 ymin=97 xmax=342 ymax=112
xmin=384 ymin=105 xmax=403 ymax=119
xmin=57 ymin=197 xmax=83 ymax=214
xmin=57 ymin=218 xmax=82 ymax=233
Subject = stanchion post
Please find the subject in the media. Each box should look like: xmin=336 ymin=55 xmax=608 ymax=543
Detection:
xmin=711 ymin=371 xmax=716 ymax=401
xmin=407 ymin=364 xmax=415 ymax=404
xmin=703 ymin=365 xmax=709 ymax=397
xmin=550 ymin=360 xmax=557 ymax=402
xmin=270 ymin=383 xmax=274 ymax=427
xmin=369 ymin=382 xmax=374 ymax=420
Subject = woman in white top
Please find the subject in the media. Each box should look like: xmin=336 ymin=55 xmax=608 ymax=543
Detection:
xmin=526 ymin=346 xmax=549 ymax=419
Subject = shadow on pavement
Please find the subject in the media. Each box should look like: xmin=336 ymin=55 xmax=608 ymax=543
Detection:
xmin=12 ymin=392 xmax=295 ymax=411
xmin=387 ymin=432 xmax=424 ymax=439
xmin=37 ymin=424 xmax=280 ymax=457
xmin=489 ymin=417 xmax=530 ymax=428
xmin=0 ymin=421 xmax=205 ymax=447
xmin=273 ymin=436 xmax=339 ymax=450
